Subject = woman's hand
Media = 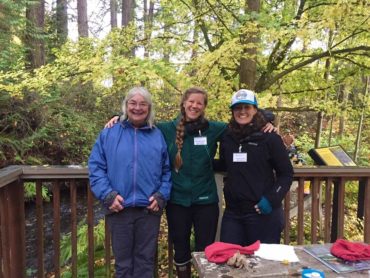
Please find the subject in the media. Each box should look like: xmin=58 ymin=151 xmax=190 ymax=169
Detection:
xmin=109 ymin=195 xmax=124 ymax=212
xmin=105 ymin=116 xmax=120 ymax=128
xmin=147 ymin=196 xmax=159 ymax=212
xmin=261 ymin=122 xmax=277 ymax=133
xmin=255 ymin=197 xmax=272 ymax=215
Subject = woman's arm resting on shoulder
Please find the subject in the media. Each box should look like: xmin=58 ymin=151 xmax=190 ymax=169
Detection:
xmin=105 ymin=115 xmax=120 ymax=128
xmin=259 ymin=109 xmax=277 ymax=133
xmin=262 ymin=122 xmax=277 ymax=133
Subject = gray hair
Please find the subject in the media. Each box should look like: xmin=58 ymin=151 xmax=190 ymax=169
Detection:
xmin=121 ymin=87 xmax=155 ymax=128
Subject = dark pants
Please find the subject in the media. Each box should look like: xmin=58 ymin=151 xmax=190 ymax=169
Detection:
xmin=220 ymin=207 xmax=284 ymax=246
xmin=106 ymin=207 xmax=161 ymax=278
xmin=166 ymin=202 xmax=219 ymax=264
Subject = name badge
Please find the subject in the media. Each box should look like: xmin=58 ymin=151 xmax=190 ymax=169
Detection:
xmin=233 ymin=153 xmax=247 ymax=162
xmin=194 ymin=136 xmax=207 ymax=145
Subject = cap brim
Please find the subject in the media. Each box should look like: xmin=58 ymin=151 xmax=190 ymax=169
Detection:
xmin=230 ymin=100 xmax=257 ymax=108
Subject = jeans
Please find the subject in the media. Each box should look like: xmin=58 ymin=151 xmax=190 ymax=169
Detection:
xmin=106 ymin=207 xmax=161 ymax=278
xmin=166 ymin=202 xmax=219 ymax=264
xmin=220 ymin=207 xmax=284 ymax=246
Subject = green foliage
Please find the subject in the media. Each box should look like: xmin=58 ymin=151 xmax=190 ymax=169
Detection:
xmin=23 ymin=182 xmax=51 ymax=202
xmin=59 ymin=219 xmax=111 ymax=277
xmin=0 ymin=0 xmax=28 ymax=71
xmin=1 ymin=0 xmax=369 ymax=166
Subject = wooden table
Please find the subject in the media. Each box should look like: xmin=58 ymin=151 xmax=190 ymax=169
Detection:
xmin=192 ymin=245 xmax=370 ymax=277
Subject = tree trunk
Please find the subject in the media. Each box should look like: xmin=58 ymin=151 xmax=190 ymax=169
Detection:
xmin=315 ymin=29 xmax=333 ymax=147
xmin=163 ymin=23 xmax=170 ymax=62
xmin=25 ymin=0 xmax=45 ymax=69
xmin=77 ymin=0 xmax=89 ymax=37
xmin=239 ymin=0 xmax=260 ymax=90
xmin=338 ymin=85 xmax=347 ymax=137
xmin=354 ymin=76 xmax=369 ymax=162
xmin=122 ymin=0 xmax=135 ymax=56
xmin=0 ymin=3 xmax=11 ymax=58
xmin=56 ymin=0 xmax=68 ymax=45
xmin=143 ymin=0 xmax=154 ymax=58
xmin=110 ymin=0 xmax=118 ymax=29
xmin=314 ymin=111 xmax=323 ymax=148
xmin=122 ymin=0 xmax=134 ymax=27
xmin=328 ymin=115 xmax=334 ymax=146
xmin=275 ymin=82 xmax=282 ymax=132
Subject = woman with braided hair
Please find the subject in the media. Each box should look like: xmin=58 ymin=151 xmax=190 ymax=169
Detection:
xmin=158 ymin=88 xmax=225 ymax=277
xmin=105 ymin=87 xmax=275 ymax=278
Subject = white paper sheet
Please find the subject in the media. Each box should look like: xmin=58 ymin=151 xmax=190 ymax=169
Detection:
xmin=254 ymin=244 xmax=300 ymax=262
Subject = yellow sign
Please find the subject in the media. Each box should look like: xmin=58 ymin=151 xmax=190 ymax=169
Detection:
xmin=315 ymin=148 xmax=343 ymax=166
xmin=309 ymin=146 xmax=356 ymax=166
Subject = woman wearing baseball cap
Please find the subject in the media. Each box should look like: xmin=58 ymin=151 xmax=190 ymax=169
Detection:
xmin=214 ymin=89 xmax=293 ymax=246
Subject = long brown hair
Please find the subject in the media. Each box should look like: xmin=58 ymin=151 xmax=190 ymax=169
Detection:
xmin=174 ymin=87 xmax=208 ymax=172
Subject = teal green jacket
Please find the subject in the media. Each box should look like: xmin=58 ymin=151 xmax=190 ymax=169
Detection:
xmin=157 ymin=119 xmax=226 ymax=207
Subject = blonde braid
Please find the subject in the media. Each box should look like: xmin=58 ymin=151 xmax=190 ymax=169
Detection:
xmin=174 ymin=115 xmax=186 ymax=172
xmin=173 ymin=87 xmax=208 ymax=172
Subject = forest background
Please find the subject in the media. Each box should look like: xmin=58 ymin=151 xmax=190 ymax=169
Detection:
xmin=0 ymin=0 xmax=369 ymax=167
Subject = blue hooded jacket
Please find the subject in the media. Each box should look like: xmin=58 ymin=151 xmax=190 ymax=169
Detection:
xmin=88 ymin=120 xmax=172 ymax=207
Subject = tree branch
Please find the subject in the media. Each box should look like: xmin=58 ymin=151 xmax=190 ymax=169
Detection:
xmin=219 ymin=1 xmax=242 ymax=23
xmin=204 ymin=0 xmax=234 ymax=36
xmin=264 ymin=0 xmax=306 ymax=82
xmin=334 ymin=56 xmax=370 ymax=70
xmin=257 ymin=46 xmax=370 ymax=92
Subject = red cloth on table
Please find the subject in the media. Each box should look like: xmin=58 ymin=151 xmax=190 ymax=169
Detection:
xmin=205 ymin=240 xmax=260 ymax=263
xmin=331 ymin=239 xmax=370 ymax=261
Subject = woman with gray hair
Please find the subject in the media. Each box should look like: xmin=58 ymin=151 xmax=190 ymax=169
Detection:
xmin=88 ymin=87 xmax=172 ymax=278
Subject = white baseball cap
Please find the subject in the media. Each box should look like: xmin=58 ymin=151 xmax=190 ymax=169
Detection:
xmin=230 ymin=89 xmax=258 ymax=108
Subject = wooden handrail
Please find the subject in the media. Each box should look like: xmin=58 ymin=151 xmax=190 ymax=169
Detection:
xmin=2 ymin=165 xmax=369 ymax=179
xmin=293 ymin=166 xmax=370 ymax=177
xmin=0 ymin=165 xmax=22 ymax=188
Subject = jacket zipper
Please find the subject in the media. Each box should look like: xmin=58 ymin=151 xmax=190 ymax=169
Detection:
xmin=199 ymin=130 xmax=212 ymax=169
xmin=133 ymin=128 xmax=137 ymax=206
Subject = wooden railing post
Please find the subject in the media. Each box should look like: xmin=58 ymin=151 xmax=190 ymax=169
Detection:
xmin=297 ymin=178 xmax=305 ymax=245
xmin=283 ymin=190 xmax=291 ymax=244
xmin=364 ymin=177 xmax=370 ymax=244
xmin=336 ymin=178 xmax=346 ymax=240
xmin=70 ymin=180 xmax=78 ymax=277
xmin=0 ymin=189 xmax=10 ymax=278
xmin=323 ymin=178 xmax=333 ymax=243
xmin=36 ymin=180 xmax=45 ymax=278
xmin=104 ymin=219 xmax=111 ymax=277
xmin=52 ymin=181 xmax=61 ymax=278
xmin=0 ymin=180 xmax=26 ymax=278
xmin=311 ymin=178 xmax=320 ymax=243
xmin=87 ymin=184 xmax=95 ymax=278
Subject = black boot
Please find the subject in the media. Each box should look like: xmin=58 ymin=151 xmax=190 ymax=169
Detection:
xmin=176 ymin=262 xmax=191 ymax=278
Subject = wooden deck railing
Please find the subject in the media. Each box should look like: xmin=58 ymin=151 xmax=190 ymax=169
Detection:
xmin=0 ymin=165 xmax=370 ymax=278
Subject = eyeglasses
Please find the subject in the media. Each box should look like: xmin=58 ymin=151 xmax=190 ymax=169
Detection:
xmin=127 ymin=101 xmax=149 ymax=108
